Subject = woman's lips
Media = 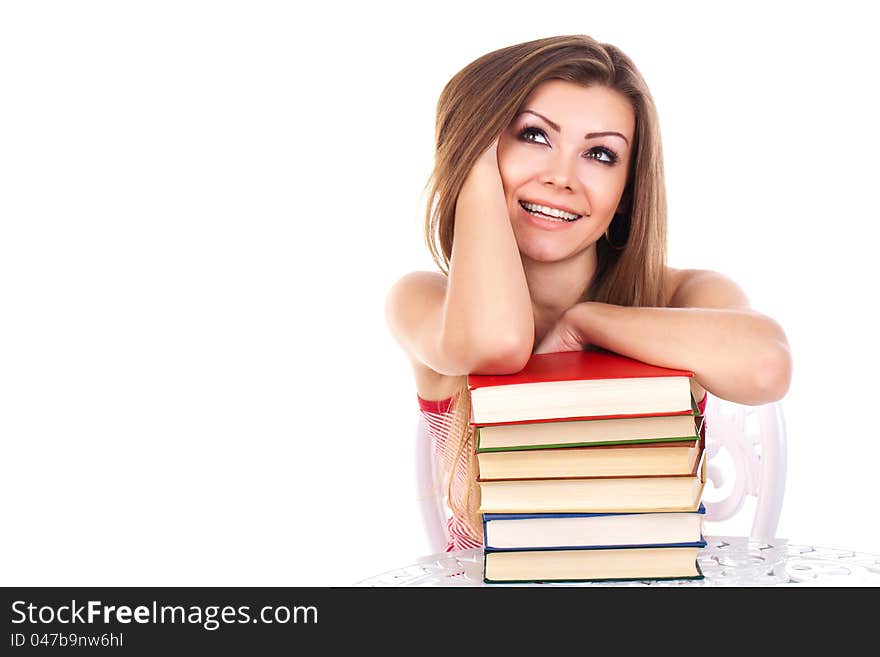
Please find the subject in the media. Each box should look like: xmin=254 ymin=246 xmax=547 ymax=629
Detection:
xmin=518 ymin=202 xmax=581 ymax=231
xmin=519 ymin=199 xmax=583 ymax=218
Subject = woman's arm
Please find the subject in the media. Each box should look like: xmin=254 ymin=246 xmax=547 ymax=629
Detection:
xmin=385 ymin=141 xmax=534 ymax=376
xmin=535 ymin=270 xmax=792 ymax=405
xmin=441 ymin=141 xmax=534 ymax=367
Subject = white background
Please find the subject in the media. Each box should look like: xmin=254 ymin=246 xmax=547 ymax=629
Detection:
xmin=1 ymin=1 xmax=877 ymax=586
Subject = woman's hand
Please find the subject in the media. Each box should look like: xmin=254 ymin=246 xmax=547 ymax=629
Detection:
xmin=460 ymin=135 xmax=503 ymax=201
xmin=534 ymin=305 xmax=589 ymax=354
xmin=472 ymin=135 xmax=500 ymax=173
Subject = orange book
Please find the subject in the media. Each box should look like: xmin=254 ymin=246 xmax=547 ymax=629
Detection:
xmin=476 ymin=438 xmax=702 ymax=480
xmin=477 ymin=438 xmax=707 ymax=514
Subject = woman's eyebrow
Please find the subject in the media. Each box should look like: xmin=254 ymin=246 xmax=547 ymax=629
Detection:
xmin=517 ymin=109 xmax=630 ymax=146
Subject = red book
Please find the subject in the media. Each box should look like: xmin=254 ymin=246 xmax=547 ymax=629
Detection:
xmin=467 ymin=349 xmax=694 ymax=426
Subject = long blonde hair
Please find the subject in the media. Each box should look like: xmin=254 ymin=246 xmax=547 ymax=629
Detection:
xmin=422 ymin=35 xmax=670 ymax=541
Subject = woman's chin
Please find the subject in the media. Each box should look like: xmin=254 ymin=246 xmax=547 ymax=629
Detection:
xmin=516 ymin=239 xmax=597 ymax=265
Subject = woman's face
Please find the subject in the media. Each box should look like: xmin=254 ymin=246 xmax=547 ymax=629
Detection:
xmin=497 ymin=80 xmax=636 ymax=263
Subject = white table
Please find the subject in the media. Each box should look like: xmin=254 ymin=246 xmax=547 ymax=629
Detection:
xmin=354 ymin=536 xmax=880 ymax=586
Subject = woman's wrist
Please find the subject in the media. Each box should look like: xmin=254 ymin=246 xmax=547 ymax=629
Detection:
xmin=465 ymin=152 xmax=501 ymax=187
xmin=466 ymin=138 xmax=501 ymax=182
xmin=458 ymin=156 xmax=506 ymax=218
xmin=564 ymin=301 xmax=595 ymax=339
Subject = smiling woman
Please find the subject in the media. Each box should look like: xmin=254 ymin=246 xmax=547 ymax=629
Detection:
xmin=498 ymin=82 xmax=634 ymax=264
xmin=384 ymin=34 xmax=792 ymax=549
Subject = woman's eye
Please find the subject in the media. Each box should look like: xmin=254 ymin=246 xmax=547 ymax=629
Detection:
xmin=519 ymin=126 xmax=548 ymax=144
xmin=519 ymin=126 xmax=619 ymax=165
xmin=586 ymin=147 xmax=619 ymax=165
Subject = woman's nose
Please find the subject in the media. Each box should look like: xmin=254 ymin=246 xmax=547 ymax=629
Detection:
xmin=539 ymin=151 xmax=577 ymax=190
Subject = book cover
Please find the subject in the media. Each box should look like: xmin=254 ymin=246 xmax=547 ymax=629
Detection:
xmin=467 ymin=349 xmax=694 ymax=391
xmin=482 ymin=504 xmax=707 ymax=551
xmin=483 ymin=536 xmax=708 ymax=553
xmin=482 ymin=503 xmax=706 ymax=524
xmin=477 ymin=439 xmax=706 ymax=514
xmin=476 ymin=396 xmax=703 ymax=451
xmin=476 ymin=438 xmax=702 ymax=480
xmin=482 ymin=544 xmax=706 ymax=584
xmin=467 ymin=350 xmax=695 ymax=426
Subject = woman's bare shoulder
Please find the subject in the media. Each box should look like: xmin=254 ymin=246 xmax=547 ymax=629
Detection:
xmin=663 ymin=266 xmax=692 ymax=306
xmin=664 ymin=266 xmax=751 ymax=309
xmin=386 ymin=271 xmax=467 ymax=402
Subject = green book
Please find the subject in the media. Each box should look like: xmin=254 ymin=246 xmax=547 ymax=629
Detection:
xmin=476 ymin=395 xmax=702 ymax=453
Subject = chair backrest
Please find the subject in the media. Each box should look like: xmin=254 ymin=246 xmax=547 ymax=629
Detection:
xmin=414 ymin=413 xmax=449 ymax=553
xmin=415 ymin=393 xmax=788 ymax=553
xmin=701 ymin=392 xmax=787 ymax=542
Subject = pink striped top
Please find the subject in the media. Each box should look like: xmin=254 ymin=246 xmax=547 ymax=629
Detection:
xmin=417 ymin=391 xmax=708 ymax=553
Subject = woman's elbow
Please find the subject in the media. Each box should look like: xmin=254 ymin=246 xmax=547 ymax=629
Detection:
xmin=439 ymin=330 xmax=532 ymax=375
xmin=470 ymin=338 xmax=533 ymax=374
xmin=752 ymin=341 xmax=793 ymax=403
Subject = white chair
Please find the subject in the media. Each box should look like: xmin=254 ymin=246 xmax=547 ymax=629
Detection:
xmin=700 ymin=392 xmax=787 ymax=542
xmin=414 ymin=413 xmax=450 ymax=554
xmin=415 ymin=392 xmax=788 ymax=553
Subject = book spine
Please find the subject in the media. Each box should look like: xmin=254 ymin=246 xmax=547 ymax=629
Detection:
xmin=484 ymin=539 xmax=708 ymax=554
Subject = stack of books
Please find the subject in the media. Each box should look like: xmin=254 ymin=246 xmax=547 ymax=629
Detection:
xmin=470 ymin=349 xmax=707 ymax=584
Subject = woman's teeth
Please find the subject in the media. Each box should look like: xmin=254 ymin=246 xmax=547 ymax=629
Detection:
xmin=519 ymin=200 xmax=581 ymax=222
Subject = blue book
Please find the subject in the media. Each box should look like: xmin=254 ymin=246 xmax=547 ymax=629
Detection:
xmin=482 ymin=504 xmax=706 ymax=551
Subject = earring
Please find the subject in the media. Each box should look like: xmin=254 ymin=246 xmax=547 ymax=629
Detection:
xmin=604 ymin=213 xmax=628 ymax=250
